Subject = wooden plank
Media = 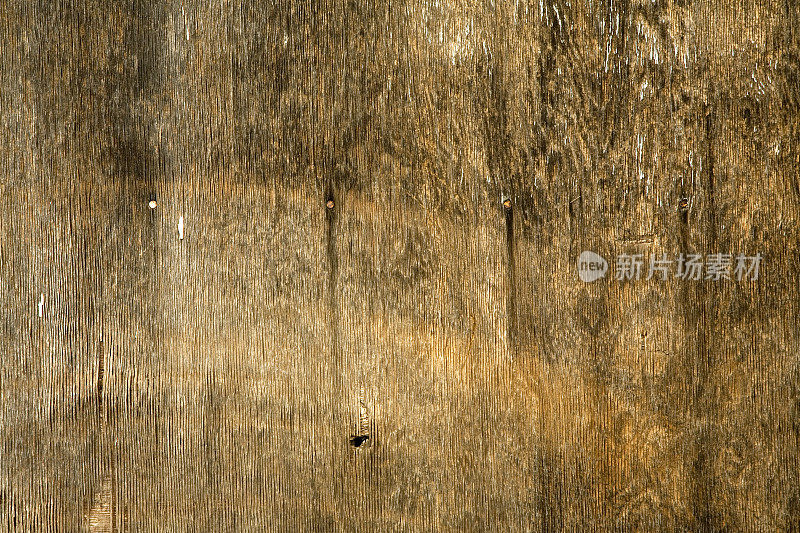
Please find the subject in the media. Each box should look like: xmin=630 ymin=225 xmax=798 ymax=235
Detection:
xmin=1 ymin=0 xmax=799 ymax=530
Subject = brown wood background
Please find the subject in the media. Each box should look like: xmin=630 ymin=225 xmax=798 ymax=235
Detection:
xmin=1 ymin=0 xmax=799 ymax=530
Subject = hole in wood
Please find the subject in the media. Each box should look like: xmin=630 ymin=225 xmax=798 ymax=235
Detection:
xmin=678 ymin=198 xmax=689 ymax=211
xmin=326 ymin=199 xmax=335 ymax=209
xmin=349 ymin=435 xmax=369 ymax=447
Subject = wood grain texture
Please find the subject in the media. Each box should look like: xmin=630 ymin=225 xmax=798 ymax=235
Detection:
xmin=1 ymin=0 xmax=799 ymax=530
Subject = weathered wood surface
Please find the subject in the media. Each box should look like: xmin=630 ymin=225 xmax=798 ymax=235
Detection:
xmin=1 ymin=0 xmax=799 ymax=530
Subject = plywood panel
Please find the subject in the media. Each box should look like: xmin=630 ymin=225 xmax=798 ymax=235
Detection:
xmin=1 ymin=0 xmax=799 ymax=530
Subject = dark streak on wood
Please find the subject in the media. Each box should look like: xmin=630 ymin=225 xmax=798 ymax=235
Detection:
xmin=504 ymin=200 xmax=517 ymax=349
